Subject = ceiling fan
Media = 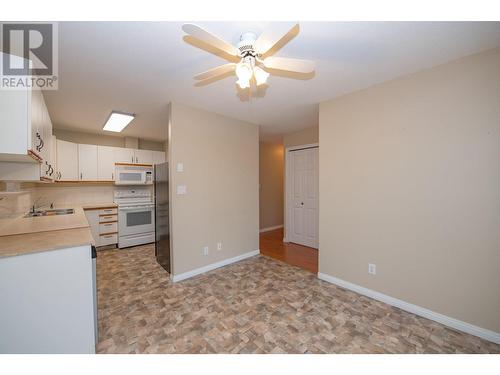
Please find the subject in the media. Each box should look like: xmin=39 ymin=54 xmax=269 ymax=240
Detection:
xmin=182 ymin=22 xmax=315 ymax=90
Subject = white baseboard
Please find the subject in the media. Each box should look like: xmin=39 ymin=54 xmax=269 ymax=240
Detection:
xmin=318 ymin=272 xmax=500 ymax=345
xmin=171 ymin=250 xmax=260 ymax=282
xmin=259 ymin=224 xmax=284 ymax=233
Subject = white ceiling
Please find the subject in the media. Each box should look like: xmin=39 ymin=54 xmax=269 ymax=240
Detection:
xmin=43 ymin=22 xmax=500 ymax=141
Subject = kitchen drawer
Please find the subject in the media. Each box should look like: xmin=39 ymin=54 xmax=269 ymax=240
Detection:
xmin=99 ymin=233 xmax=118 ymax=246
xmin=99 ymin=214 xmax=117 ymax=223
xmin=99 ymin=208 xmax=117 ymax=215
xmin=99 ymin=221 xmax=117 ymax=233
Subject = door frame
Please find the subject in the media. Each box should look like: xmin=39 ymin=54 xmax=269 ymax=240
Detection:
xmin=284 ymin=143 xmax=319 ymax=245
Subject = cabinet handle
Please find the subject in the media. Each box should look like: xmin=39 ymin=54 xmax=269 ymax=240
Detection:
xmin=136 ymin=156 xmax=138 ymax=163
xmin=80 ymin=172 xmax=83 ymax=180
xmin=112 ymin=173 xmax=114 ymax=180
xmin=131 ymin=156 xmax=134 ymax=163
xmin=104 ymin=223 xmax=112 ymax=226
xmin=36 ymin=132 xmax=44 ymax=151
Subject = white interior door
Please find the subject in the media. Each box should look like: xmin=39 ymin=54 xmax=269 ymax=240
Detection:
xmin=288 ymin=147 xmax=318 ymax=248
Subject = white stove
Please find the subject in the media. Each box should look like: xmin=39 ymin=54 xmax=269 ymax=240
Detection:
xmin=114 ymin=188 xmax=155 ymax=248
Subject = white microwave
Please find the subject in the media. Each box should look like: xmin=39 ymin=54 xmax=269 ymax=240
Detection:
xmin=115 ymin=164 xmax=153 ymax=185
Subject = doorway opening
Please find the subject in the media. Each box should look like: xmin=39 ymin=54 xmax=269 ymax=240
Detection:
xmin=259 ymin=140 xmax=319 ymax=273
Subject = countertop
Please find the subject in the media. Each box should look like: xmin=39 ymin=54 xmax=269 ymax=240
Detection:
xmin=81 ymin=202 xmax=118 ymax=210
xmin=0 ymin=206 xmax=90 ymax=237
xmin=0 ymin=227 xmax=95 ymax=258
xmin=0 ymin=205 xmax=99 ymax=259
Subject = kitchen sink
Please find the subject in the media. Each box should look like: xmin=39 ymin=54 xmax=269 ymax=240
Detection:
xmin=24 ymin=208 xmax=74 ymax=218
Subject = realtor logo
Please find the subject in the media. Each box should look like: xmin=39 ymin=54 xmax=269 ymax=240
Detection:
xmin=1 ymin=22 xmax=58 ymax=90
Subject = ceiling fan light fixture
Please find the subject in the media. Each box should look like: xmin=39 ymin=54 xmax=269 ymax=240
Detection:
xmin=182 ymin=23 xmax=315 ymax=92
xmin=235 ymin=61 xmax=253 ymax=82
xmin=236 ymin=78 xmax=251 ymax=89
xmin=254 ymin=66 xmax=270 ymax=86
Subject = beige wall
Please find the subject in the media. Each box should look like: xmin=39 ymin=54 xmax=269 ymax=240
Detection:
xmin=283 ymin=126 xmax=319 ymax=148
xmin=53 ymin=128 xmax=166 ymax=151
xmin=168 ymin=103 xmax=259 ymax=276
xmin=259 ymin=141 xmax=284 ymax=230
xmin=319 ymin=48 xmax=500 ymax=333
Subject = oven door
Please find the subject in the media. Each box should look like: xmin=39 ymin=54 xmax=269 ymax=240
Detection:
xmin=115 ymin=170 xmax=146 ymax=185
xmin=118 ymin=205 xmax=155 ymax=236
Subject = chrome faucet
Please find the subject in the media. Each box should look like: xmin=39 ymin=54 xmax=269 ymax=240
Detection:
xmin=30 ymin=196 xmax=46 ymax=213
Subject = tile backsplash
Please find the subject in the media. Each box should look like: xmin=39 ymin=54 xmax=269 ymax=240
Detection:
xmin=0 ymin=183 xmax=115 ymax=219
xmin=0 ymin=190 xmax=32 ymax=219
xmin=31 ymin=184 xmax=116 ymax=208
xmin=1 ymin=183 xmax=154 ymax=219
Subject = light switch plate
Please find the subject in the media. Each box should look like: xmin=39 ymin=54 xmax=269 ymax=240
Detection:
xmin=368 ymin=263 xmax=376 ymax=275
xmin=176 ymin=163 xmax=184 ymax=172
xmin=177 ymin=185 xmax=187 ymax=195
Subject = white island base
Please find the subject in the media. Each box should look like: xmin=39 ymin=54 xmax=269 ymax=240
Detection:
xmin=0 ymin=245 xmax=96 ymax=354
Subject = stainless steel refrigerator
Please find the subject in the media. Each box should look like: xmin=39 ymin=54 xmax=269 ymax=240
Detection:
xmin=154 ymin=162 xmax=170 ymax=273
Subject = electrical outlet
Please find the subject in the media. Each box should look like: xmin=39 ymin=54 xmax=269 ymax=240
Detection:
xmin=368 ymin=263 xmax=376 ymax=275
xmin=203 ymin=246 xmax=209 ymax=256
xmin=217 ymin=242 xmax=222 ymax=251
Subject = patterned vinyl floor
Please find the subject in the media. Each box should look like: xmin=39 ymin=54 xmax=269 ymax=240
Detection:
xmin=95 ymin=244 xmax=500 ymax=354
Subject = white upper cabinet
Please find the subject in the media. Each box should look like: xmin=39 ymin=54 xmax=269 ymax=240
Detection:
xmin=52 ymin=141 xmax=162 ymax=183
xmin=114 ymin=147 xmax=135 ymax=164
xmin=97 ymin=146 xmax=115 ymax=181
xmin=133 ymin=149 xmax=153 ymax=165
xmin=0 ymin=54 xmax=32 ymax=161
xmin=39 ymin=96 xmax=55 ymax=180
xmin=78 ymin=144 xmax=98 ymax=181
xmin=152 ymin=151 xmax=166 ymax=165
xmin=0 ymin=54 xmax=55 ymax=182
xmin=56 ymin=140 xmax=79 ymax=181
xmin=0 ymin=62 xmax=49 ymax=164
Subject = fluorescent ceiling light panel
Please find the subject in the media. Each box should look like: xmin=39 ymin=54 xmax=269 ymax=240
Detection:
xmin=103 ymin=111 xmax=135 ymax=132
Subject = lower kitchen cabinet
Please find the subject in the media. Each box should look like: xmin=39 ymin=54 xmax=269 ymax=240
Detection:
xmin=84 ymin=207 xmax=118 ymax=247
xmin=0 ymin=245 xmax=96 ymax=353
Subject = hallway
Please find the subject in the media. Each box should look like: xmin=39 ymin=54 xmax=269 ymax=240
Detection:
xmin=259 ymin=228 xmax=318 ymax=273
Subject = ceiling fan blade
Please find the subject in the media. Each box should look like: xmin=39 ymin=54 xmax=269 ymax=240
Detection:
xmin=194 ymin=63 xmax=236 ymax=80
xmin=182 ymin=24 xmax=240 ymax=57
xmin=263 ymin=57 xmax=315 ymax=74
xmin=254 ymin=23 xmax=300 ymax=56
